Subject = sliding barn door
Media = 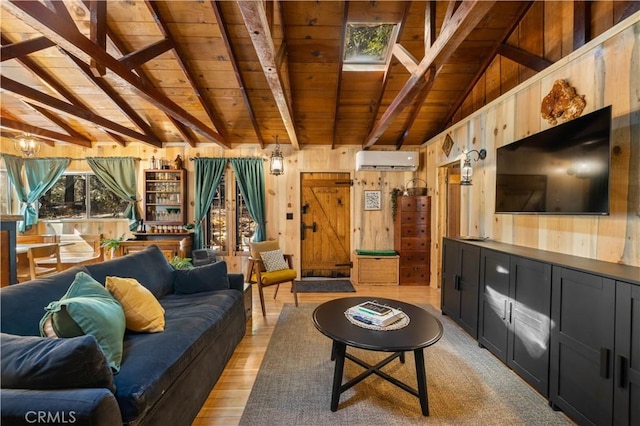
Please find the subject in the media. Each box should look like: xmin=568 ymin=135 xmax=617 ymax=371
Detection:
xmin=300 ymin=172 xmax=351 ymax=277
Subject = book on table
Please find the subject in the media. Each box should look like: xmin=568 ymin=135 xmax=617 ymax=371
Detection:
xmin=348 ymin=301 xmax=404 ymax=327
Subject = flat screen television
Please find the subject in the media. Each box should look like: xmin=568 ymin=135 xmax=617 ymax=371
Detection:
xmin=495 ymin=105 xmax=611 ymax=215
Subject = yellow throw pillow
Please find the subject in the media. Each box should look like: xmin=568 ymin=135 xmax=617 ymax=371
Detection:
xmin=105 ymin=276 xmax=165 ymax=333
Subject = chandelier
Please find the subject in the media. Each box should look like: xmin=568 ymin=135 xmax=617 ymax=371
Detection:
xmin=270 ymin=135 xmax=284 ymax=176
xmin=13 ymin=133 xmax=42 ymax=157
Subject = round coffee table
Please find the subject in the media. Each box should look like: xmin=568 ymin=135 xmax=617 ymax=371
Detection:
xmin=312 ymin=296 xmax=443 ymax=416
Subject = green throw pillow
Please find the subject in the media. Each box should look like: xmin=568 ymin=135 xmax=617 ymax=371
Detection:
xmin=39 ymin=271 xmax=126 ymax=372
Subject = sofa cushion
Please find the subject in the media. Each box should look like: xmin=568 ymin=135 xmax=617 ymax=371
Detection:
xmin=173 ymin=261 xmax=230 ymax=294
xmin=0 ymin=266 xmax=89 ymax=337
xmin=106 ymin=276 xmax=165 ymax=332
xmin=113 ymin=290 xmax=243 ymax=423
xmin=39 ymin=272 xmax=126 ymax=372
xmin=0 ymin=333 xmax=115 ymax=392
xmin=85 ymin=245 xmax=174 ymax=298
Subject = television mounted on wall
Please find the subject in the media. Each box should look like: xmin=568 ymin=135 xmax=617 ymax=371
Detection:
xmin=495 ymin=105 xmax=611 ymax=215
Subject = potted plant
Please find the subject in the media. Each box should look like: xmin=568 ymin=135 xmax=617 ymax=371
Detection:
xmin=170 ymin=256 xmax=194 ymax=270
xmin=101 ymin=235 xmax=125 ymax=260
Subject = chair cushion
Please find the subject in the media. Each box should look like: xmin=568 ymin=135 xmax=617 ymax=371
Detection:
xmin=39 ymin=271 xmax=126 ymax=372
xmin=0 ymin=333 xmax=115 ymax=392
xmin=173 ymin=261 xmax=230 ymax=294
xmin=260 ymin=249 xmax=289 ymax=272
xmin=259 ymin=269 xmax=297 ymax=285
xmin=105 ymin=276 xmax=165 ymax=333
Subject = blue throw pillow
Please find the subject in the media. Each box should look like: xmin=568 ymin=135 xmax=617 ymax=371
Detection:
xmin=173 ymin=261 xmax=230 ymax=295
xmin=39 ymin=272 xmax=126 ymax=372
xmin=0 ymin=333 xmax=115 ymax=392
xmin=85 ymin=245 xmax=175 ymax=298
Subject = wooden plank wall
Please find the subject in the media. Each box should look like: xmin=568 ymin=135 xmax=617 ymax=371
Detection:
xmin=425 ymin=11 xmax=640 ymax=291
xmin=0 ymin=142 xmax=422 ymax=276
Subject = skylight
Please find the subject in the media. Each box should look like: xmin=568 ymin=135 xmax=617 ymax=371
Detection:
xmin=343 ymin=23 xmax=398 ymax=71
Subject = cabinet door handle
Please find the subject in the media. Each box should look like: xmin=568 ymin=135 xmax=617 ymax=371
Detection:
xmin=502 ymin=300 xmax=507 ymax=320
xmin=600 ymin=348 xmax=611 ymax=379
xmin=617 ymin=354 xmax=628 ymax=388
xmin=508 ymin=302 xmax=513 ymax=323
xmin=454 ymin=275 xmax=460 ymax=290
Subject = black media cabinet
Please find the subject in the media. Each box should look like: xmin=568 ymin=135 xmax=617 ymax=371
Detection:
xmin=441 ymin=237 xmax=640 ymax=426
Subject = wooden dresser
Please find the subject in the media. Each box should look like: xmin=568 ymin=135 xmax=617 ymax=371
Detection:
xmin=393 ymin=195 xmax=431 ymax=285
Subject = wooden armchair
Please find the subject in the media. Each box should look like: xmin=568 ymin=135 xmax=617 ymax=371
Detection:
xmin=247 ymin=241 xmax=298 ymax=316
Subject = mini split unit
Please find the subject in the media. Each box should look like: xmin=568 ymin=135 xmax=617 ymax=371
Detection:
xmin=355 ymin=151 xmax=419 ymax=171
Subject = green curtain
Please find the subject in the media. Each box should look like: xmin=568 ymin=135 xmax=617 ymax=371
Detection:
xmin=193 ymin=158 xmax=228 ymax=250
xmin=230 ymin=158 xmax=266 ymax=242
xmin=86 ymin=157 xmax=141 ymax=231
xmin=1 ymin=155 xmax=70 ymax=232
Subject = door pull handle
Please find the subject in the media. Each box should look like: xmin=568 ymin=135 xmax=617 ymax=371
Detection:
xmin=617 ymin=354 xmax=628 ymax=388
xmin=600 ymin=348 xmax=611 ymax=379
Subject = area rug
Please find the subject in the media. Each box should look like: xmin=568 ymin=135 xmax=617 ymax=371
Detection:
xmin=294 ymin=279 xmax=356 ymax=293
xmin=239 ymin=303 xmax=572 ymax=426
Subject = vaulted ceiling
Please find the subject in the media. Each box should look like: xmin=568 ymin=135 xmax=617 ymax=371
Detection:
xmin=0 ymin=1 xmax=633 ymax=151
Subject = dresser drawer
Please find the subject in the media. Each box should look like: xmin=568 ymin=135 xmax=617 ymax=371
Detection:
xmin=400 ymin=212 xmax=429 ymax=225
xmin=401 ymin=225 xmax=428 ymax=238
xmin=399 ymin=196 xmax=430 ymax=211
xmin=400 ymin=251 xmax=428 ymax=266
xmin=399 ymin=265 xmax=430 ymax=285
xmin=400 ymin=238 xmax=430 ymax=251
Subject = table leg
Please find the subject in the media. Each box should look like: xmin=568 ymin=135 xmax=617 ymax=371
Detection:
xmin=414 ymin=348 xmax=429 ymax=416
xmin=330 ymin=341 xmax=347 ymax=412
xmin=331 ymin=340 xmax=337 ymax=361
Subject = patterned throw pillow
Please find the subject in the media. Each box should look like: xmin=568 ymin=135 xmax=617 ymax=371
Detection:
xmin=260 ymin=249 xmax=289 ymax=272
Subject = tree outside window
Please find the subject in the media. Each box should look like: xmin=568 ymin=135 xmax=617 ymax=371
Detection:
xmin=39 ymin=174 xmax=126 ymax=219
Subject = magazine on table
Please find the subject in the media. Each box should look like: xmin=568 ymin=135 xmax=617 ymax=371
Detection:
xmin=347 ymin=301 xmax=404 ymax=327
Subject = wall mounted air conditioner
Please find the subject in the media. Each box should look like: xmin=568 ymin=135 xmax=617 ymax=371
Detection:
xmin=355 ymin=151 xmax=419 ymax=171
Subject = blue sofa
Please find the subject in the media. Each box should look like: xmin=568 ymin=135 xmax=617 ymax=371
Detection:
xmin=0 ymin=245 xmax=246 ymax=426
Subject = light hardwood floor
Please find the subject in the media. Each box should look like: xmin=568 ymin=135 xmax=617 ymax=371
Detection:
xmin=192 ymin=283 xmax=442 ymax=426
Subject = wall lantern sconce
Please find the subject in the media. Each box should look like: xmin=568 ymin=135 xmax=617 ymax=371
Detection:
xmin=14 ymin=133 xmax=42 ymax=157
xmin=270 ymin=135 xmax=284 ymax=176
xmin=460 ymin=149 xmax=487 ymax=186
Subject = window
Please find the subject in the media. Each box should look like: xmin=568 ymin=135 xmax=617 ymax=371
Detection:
xmin=39 ymin=173 xmax=127 ymax=219
xmin=343 ymin=23 xmax=398 ymax=71
xmin=206 ymin=170 xmax=256 ymax=255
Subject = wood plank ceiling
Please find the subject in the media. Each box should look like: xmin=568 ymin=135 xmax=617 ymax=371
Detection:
xmin=0 ymin=1 xmax=556 ymax=151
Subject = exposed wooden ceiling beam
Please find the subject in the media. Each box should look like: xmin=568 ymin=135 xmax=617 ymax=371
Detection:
xmin=210 ymin=1 xmax=264 ymax=148
xmin=0 ymin=36 xmax=55 ymax=62
xmin=102 ymin=20 xmax=200 ymax=147
xmin=573 ymin=1 xmax=592 ymax=50
xmin=4 ymin=0 xmax=229 ymax=148
xmin=366 ymin=0 xmax=413 ymax=149
xmin=237 ymin=0 xmax=299 ymax=150
xmin=0 ymin=117 xmax=90 ymax=146
xmin=145 ymin=0 xmax=229 ymax=141
xmin=438 ymin=1 xmax=534 ymax=132
xmin=1 ymin=76 xmax=159 ymax=145
xmin=88 ymin=0 xmax=106 ymax=76
xmin=331 ymin=1 xmax=349 ymax=150
xmin=393 ymin=44 xmax=419 ymax=74
xmin=27 ymin=103 xmax=91 ymax=142
xmin=394 ymin=2 xmax=437 ymax=150
xmin=118 ymin=38 xmax=173 ymax=70
xmin=65 ymin=52 xmax=163 ymax=146
xmin=497 ymin=43 xmax=553 ymax=72
xmin=363 ymin=0 xmax=496 ymax=149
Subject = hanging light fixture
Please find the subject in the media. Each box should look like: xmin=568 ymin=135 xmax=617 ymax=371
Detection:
xmin=460 ymin=149 xmax=487 ymax=186
xmin=13 ymin=133 xmax=42 ymax=157
xmin=270 ymin=135 xmax=284 ymax=176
